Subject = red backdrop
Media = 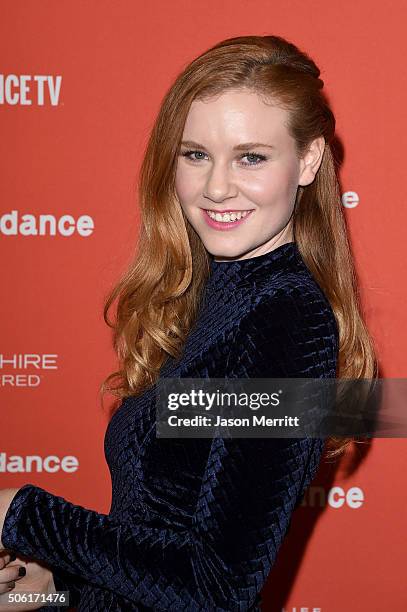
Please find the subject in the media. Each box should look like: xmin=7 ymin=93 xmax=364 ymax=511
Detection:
xmin=1 ymin=1 xmax=406 ymax=610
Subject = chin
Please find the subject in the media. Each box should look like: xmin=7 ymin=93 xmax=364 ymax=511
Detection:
xmin=206 ymin=244 xmax=251 ymax=261
xmin=195 ymin=227 xmax=255 ymax=260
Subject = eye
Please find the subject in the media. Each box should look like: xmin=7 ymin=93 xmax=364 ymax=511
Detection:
xmin=180 ymin=149 xmax=209 ymax=163
xmin=239 ymin=152 xmax=268 ymax=166
xmin=179 ymin=149 xmax=268 ymax=167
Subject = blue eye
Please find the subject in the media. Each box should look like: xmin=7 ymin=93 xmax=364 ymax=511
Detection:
xmin=240 ymin=153 xmax=267 ymax=166
xmin=181 ymin=150 xmax=209 ymax=162
xmin=180 ymin=149 xmax=268 ymax=167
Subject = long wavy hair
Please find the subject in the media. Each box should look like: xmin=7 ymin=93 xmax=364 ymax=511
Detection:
xmin=100 ymin=34 xmax=378 ymax=459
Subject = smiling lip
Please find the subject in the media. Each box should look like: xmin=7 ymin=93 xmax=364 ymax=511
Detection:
xmin=203 ymin=208 xmax=255 ymax=214
xmin=201 ymin=208 xmax=255 ymax=231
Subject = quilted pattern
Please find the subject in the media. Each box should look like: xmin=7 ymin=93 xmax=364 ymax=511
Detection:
xmin=1 ymin=242 xmax=338 ymax=611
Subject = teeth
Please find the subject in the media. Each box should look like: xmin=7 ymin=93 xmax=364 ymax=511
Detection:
xmin=206 ymin=210 xmax=251 ymax=222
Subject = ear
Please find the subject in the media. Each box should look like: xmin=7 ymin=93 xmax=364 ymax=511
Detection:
xmin=298 ymin=136 xmax=326 ymax=187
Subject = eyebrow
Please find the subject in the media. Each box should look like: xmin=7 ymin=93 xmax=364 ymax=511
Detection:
xmin=180 ymin=140 xmax=276 ymax=151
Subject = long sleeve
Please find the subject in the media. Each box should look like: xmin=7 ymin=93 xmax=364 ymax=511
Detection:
xmin=51 ymin=567 xmax=85 ymax=608
xmin=1 ymin=289 xmax=338 ymax=611
xmin=224 ymin=288 xmax=338 ymax=510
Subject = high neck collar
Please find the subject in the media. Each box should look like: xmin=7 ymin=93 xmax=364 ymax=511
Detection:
xmin=208 ymin=241 xmax=301 ymax=283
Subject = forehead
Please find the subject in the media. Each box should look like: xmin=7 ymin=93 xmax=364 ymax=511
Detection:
xmin=182 ymin=90 xmax=291 ymax=146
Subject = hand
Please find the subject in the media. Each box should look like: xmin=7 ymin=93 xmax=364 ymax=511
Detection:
xmin=0 ymin=489 xmax=20 ymax=551
xmin=0 ymin=550 xmax=55 ymax=611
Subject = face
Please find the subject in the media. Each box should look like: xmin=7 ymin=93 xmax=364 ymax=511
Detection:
xmin=175 ymin=89 xmax=325 ymax=261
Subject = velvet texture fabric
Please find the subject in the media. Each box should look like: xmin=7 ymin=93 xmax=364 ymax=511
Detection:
xmin=1 ymin=242 xmax=338 ymax=611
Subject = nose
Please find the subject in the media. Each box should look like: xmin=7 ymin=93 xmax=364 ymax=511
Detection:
xmin=203 ymin=161 xmax=238 ymax=203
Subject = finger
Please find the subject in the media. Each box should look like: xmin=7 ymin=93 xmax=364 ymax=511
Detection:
xmin=0 ymin=550 xmax=17 ymax=568
xmin=0 ymin=554 xmax=10 ymax=571
xmin=0 ymin=579 xmax=15 ymax=594
xmin=0 ymin=566 xmax=26 ymax=584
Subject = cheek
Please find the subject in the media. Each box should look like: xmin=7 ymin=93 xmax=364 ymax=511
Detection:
xmin=175 ymin=165 xmax=198 ymax=206
xmin=242 ymin=165 xmax=298 ymax=206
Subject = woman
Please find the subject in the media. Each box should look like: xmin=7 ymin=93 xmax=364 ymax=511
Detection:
xmin=0 ymin=34 xmax=377 ymax=611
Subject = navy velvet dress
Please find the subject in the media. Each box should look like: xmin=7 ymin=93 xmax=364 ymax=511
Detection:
xmin=1 ymin=241 xmax=338 ymax=611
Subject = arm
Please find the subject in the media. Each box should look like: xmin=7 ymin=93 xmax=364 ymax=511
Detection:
xmin=224 ymin=287 xmax=338 ymax=520
xmin=1 ymin=290 xmax=338 ymax=611
xmin=50 ymin=568 xmax=85 ymax=608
